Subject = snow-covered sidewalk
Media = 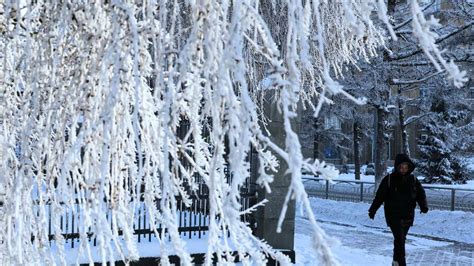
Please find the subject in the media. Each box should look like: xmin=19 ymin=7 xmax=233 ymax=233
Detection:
xmin=295 ymin=198 xmax=474 ymax=265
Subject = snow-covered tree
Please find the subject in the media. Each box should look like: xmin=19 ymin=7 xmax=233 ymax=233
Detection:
xmin=388 ymin=1 xmax=473 ymax=184
xmin=299 ymin=90 xmax=375 ymax=180
xmin=417 ymin=94 xmax=472 ymax=184
xmin=335 ymin=0 xmax=472 ymax=186
xmin=389 ymin=0 xmax=473 ymax=157
xmin=0 ymin=1 xmax=467 ymax=265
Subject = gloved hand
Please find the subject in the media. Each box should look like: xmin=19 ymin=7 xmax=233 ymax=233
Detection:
xmin=420 ymin=206 xmax=428 ymax=214
xmin=368 ymin=211 xmax=375 ymax=220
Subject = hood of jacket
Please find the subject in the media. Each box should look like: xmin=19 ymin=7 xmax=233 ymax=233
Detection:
xmin=393 ymin=153 xmax=415 ymax=175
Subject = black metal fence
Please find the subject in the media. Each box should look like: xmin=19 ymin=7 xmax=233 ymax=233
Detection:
xmin=32 ymin=191 xmax=256 ymax=249
xmin=303 ymin=177 xmax=474 ymax=212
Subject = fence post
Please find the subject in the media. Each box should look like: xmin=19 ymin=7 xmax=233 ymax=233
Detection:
xmin=360 ymin=183 xmax=364 ymax=202
xmin=325 ymin=180 xmax=329 ymax=199
xmin=451 ymin=189 xmax=455 ymax=211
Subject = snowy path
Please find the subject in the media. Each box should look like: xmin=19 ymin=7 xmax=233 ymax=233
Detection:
xmin=295 ymin=198 xmax=474 ymax=265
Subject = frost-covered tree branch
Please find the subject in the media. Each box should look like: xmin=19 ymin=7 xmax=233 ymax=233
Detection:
xmin=389 ymin=21 xmax=473 ymax=62
xmin=392 ymin=70 xmax=444 ymax=85
xmin=0 ymin=0 xmax=468 ymax=265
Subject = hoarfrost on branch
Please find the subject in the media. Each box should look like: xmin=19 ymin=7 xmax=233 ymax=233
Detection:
xmin=0 ymin=0 xmax=466 ymax=265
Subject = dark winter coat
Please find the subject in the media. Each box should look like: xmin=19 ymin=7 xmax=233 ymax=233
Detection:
xmin=369 ymin=154 xmax=428 ymax=226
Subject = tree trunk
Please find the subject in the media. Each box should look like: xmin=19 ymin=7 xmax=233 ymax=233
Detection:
xmin=313 ymin=135 xmax=319 ymax=160
xmin=353 ymin=119 xmax=361 ymax=180
xmin=373 ymin=0 xmax=396 ymax=189
xmin=313 ymin=117 xmax=321 ymax=160
xmin=388 ymin=0 xmax=397 ymax=13
xmin=398 ymin=88 xmax=410 ymax=156
xmin=374 ymin=107 xmax=388 ymax=189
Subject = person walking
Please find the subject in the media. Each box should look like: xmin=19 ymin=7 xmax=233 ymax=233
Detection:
xmin=368 ymin=154 xmax=428 ymax=266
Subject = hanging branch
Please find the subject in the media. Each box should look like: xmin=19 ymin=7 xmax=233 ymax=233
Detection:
xmin=389 ymin=21 xmax=473 ymax=62
xmin=0 ymin=1 xmax=467 ymax=265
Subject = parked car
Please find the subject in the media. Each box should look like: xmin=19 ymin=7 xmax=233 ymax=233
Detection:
xmin=364 ymin=163 xmax=375 ymax=175
xmin=340 ymin=164 xmax=350 ymax=174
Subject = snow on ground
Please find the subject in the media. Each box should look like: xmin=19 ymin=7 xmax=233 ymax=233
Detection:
xmin=304 ymin=197 xmax=474 ymax=244
xmin=303 ymin=173 xmax=376 ymax=183
xmin=295 ymin=197 xmax=474 ymax=265
xmin=3 ymin=194 xmax=472 ymax=265
xmin=330 ymin=173 xmax=377 ymax=183
xmin=295 ymin=230 xmax=392 ymax=266
xmin=52 ymin=236 xmax=211 ymax=265
xmin=416 ymin=180 xmax=474 ymax=190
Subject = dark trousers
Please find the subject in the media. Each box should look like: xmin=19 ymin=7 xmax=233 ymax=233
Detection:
xmin=389 ymin=221 xmax=411 ymax=266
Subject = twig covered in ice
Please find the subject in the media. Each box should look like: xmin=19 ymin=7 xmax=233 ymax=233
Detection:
xmin=0 ymin=1 xmax=467 ymax=265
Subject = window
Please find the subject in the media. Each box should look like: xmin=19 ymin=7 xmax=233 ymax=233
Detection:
xmin=324 ymin=115 xmax=341 ymax=130
xmin=323 ymin=145 xmax=339 ymax=159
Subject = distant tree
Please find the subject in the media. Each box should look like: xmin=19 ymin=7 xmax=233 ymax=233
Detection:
xmin=334 ymin=0 xmax=472 ymax=186
xmin=417 ymin=97 xmax=472 ymax=184
xmin=389 ymin=0 xmax=473 ymax=157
